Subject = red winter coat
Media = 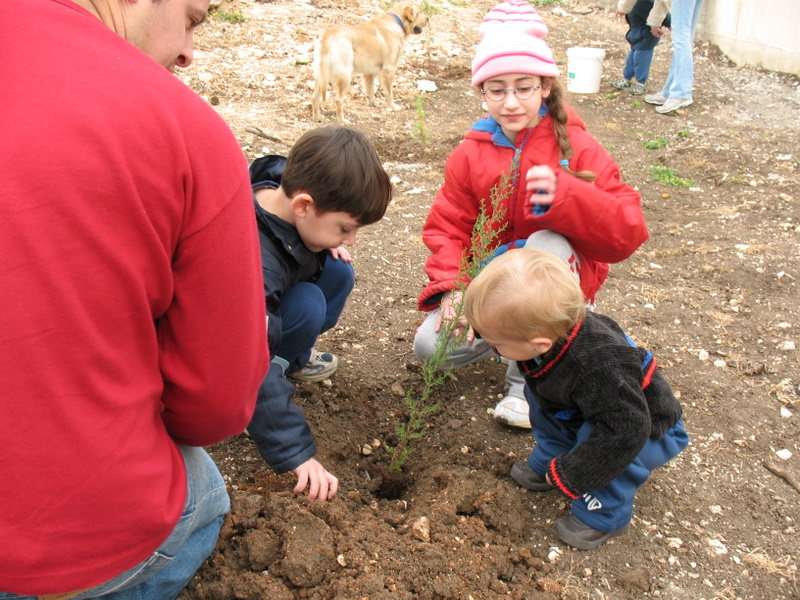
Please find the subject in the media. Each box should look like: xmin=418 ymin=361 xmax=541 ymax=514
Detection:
xmin=419 ymin=109 xmax=649 ymax=309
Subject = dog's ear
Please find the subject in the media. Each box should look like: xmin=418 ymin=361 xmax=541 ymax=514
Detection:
xmin=401 ymin=2 xmax=416 ymax=25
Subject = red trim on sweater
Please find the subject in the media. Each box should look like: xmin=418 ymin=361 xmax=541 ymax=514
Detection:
xmin=531 ymin=319 xmax=583 ymax=379
xmin=548 ymin=460 xmax=580 ymax=500
xmin=642 ymin=358 xmax=658 ymax=389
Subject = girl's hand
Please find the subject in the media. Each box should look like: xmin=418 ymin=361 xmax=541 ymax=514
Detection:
xmin=435 ymin=290 xmax=474 ymax=344
xmin=329 ymin=245 xmax=352 ymax=262
xmin=525 ymin=165 xmax=558 ymax=210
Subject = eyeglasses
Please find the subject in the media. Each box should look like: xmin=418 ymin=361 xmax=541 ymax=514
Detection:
xmin=480 ymin=84 xmax=542 ymax=102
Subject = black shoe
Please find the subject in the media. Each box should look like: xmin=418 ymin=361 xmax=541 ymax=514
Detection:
xmin=552 ymin=515 xmax=630 ymax=550
xmin=510 ymin=462 xmax=553 ymax=491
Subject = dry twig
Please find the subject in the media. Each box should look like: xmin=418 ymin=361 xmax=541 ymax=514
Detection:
xmin=763 ymin=460 xmax=800 ymax=494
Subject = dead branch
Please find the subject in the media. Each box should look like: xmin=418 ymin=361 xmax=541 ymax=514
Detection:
xmin=763 ymin=460 xmax=800 ymax=494
xmin=244 ymin=126 xmax=286 ymax=145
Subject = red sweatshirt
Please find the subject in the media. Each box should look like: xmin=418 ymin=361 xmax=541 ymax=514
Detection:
xmin=419 ymin=110 xmax=649 ymax=308
xmin=0 ymin=0 xmax=268 ymax=593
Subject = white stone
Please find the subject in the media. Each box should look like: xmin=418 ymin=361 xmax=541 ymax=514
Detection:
xmin=708 ymin=539 xmax=728 ymax=554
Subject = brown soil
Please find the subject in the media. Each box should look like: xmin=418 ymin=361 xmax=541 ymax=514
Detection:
xmin=178 ymin=1 xmax=800 ymax=598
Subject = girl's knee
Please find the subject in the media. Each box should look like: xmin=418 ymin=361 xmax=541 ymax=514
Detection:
xmin=412 ymin=312 xmax=441 ymax=360
xmin=412 ymin=328 xmax=437 ymax=361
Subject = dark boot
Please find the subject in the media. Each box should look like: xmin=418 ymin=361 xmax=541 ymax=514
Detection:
xmin=552 ymin=515 xmax=630 ymax=550
xmin=510 ymin=461 xmax=553 ymax=491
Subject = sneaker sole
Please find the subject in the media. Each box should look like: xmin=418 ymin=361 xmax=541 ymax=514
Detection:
xmin=655 ymin=100 xmax=693 ymax=114
xmin=292 ymin=367 xmax=338 ymax=383
xmin=643 ymin=97 xmax=666 ymax=105
xmin=553 ymin=519 xmax=631 ymax=550
xmin=493 ymin=413 xmax=531 ymax=429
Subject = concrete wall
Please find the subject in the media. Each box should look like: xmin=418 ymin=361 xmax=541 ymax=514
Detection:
xmin=589 ymin=0 xmax=800 ymax=76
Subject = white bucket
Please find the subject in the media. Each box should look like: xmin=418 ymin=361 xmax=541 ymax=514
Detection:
xmin=567 ymin=47 xmax=606 ymax=94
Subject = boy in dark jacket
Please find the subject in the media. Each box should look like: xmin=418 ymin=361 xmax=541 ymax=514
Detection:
xmin=248 ymin=127 xmax=392 ymax=500
xmin=465 ymin=248 xmax=688 ymax=549
xmin=613 ymin=0 xmax=671 ymax=95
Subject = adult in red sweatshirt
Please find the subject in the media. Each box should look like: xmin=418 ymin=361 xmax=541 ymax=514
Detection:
xmin=0 ymin=0 xmax=268 ymax=597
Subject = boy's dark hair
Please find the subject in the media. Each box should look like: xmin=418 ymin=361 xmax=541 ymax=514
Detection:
xmin=281 ymin=126 xmax=392 ymax=225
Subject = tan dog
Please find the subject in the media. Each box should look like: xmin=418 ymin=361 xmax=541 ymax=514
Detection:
xmin=311 ymin=2 xmax=428 ymax=124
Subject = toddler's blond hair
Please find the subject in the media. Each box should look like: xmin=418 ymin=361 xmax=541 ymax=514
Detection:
xmin=465 ymin=248 xmax=586 ymax=342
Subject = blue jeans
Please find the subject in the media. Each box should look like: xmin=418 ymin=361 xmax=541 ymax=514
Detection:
xmin=277 ymin=256 xmax=355 ymax=373
xmin=623 ymin=48 xmax=655 ymax=84
xmin=526 ymin=394 xmax=689 ymax=532
xmin=0 ymin=446 xmax=229 ymax=600
xmin=661 ymin=0 xmax=705 ymax=99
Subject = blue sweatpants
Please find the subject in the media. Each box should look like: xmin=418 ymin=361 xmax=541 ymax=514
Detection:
xmin=623 ymin=48 xmax=656 ymax=84
xmin=525 ymin=389 xmax=689 ymax=532
xmin=277 ymin=256 xmax=354 ymax=373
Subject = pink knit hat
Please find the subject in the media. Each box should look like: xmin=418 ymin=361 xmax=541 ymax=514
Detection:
xmin=471 ymin=0 xmax=559 ymax=87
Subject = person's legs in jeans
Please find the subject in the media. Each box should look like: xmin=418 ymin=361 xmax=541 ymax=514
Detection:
xmin=662 ymin=0 xmax=705 ymax=99
xmin=632 ymin=48 xmax=655 ymax=84
xmin=0 ymin=447 xmax=230 ymax=600
xmin=278 ymin=257 xmax=355 ymax=372
xmin=314 ymin=257 xmax=356 ymax=333
xmin=622 ymin=50 xmax=636 ymax=81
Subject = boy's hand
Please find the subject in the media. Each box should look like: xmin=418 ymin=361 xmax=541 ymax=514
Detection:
xmin=293 ymin=458 xmax=339 ymax=500
xmin=329 ymin=245 xmax=353 ymax=262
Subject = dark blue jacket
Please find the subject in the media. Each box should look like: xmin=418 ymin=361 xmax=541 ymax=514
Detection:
xmin=246 ymin=155 xmax=324 ymax=474
xmin=626 ymin=0 xmax=671 ymax=51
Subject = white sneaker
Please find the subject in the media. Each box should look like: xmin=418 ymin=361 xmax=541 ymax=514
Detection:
xmin=492 ymin=396 xmax=531 ymax=429
xmin=655 ymin=97 xmax=693 ymax=114
xmin=643 ymin=92 xmax=667 ymax=105
xmin=290 ymin=349 xmax=339 ymax=382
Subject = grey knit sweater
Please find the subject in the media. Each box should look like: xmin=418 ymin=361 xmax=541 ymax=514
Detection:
xmin=518 ymin=312 xmax=683 ymax=499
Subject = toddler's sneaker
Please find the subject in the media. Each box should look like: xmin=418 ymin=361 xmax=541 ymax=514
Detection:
xmin=643 ymin=91 xmax=667 ymax=105
xmin=629 ymin=82 xmax=647 ymax=95
xmin=492 ymin=396 xmax=531 ymax=429
xmin=510 ymin=462 xmax=553 ymax=491
xmin=655 ymin=97 xmax=693 ymax=114
xmin=611 ymin=78 xmax=631 ymax=90
xmin=292 ymin=349 xmax=339 ymax=382
xmin=552 ymin=515 xmax=631 ymax=550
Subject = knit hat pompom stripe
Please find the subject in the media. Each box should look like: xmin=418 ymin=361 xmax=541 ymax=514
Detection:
xmin=479 ymin=0 xmax=548 ymax=39
xmin=473 ymin=49 xmax=558 ymax=82
xmin=471 ymin=0 xmax=559 ymax=87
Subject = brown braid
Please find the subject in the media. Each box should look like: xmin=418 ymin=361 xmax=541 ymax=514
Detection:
xmin=543 ymin=77 xmax=597 ymax=183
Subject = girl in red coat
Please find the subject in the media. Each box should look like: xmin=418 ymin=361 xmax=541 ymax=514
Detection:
xmin=413 ymin=0 xmax=649 ymax=429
